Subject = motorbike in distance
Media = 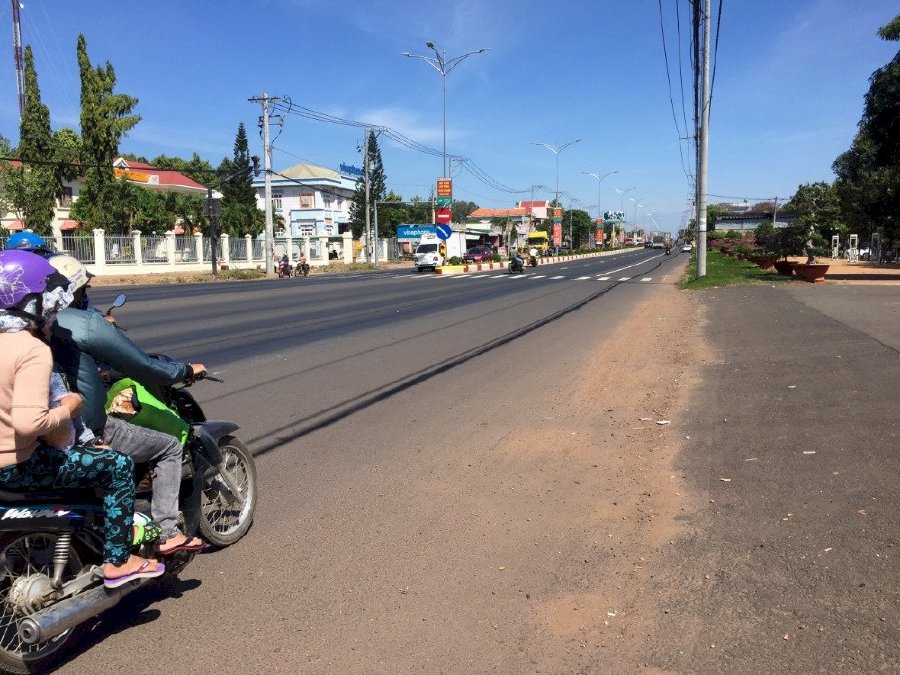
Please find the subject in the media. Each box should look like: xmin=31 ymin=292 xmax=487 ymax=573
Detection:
xmin=509 ymin=254 xmax=524 ymax=274
xmin=528 ymin=254 xmax=538 ymax=267
xmin=277 ymin=258 xmax=292 ymax=278
xmin=294 ymin=259 xmax=310 ymax=277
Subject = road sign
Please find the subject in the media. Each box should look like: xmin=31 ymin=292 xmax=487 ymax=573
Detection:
xmin=436 ymin=209 xmax=452 ymax=226
xmin=437 ymin=179 xmax=452 ymax=197
xmin=436 ymin=223 xmax=452 ymax=239
xmin=436 ymin=196 xmax=452 ymax=208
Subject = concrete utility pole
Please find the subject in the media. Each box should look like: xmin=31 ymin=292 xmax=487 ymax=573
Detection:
xmin=249 ymin=93 xmax=276 ymax=276
xmin=696 ymin=0 xmax=711 ymax=277
xmin=364 ymin=129 xmax=371 ymax=265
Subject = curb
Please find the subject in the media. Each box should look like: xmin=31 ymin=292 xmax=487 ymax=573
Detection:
xmin=436 ymin=247 xmax=643 ymax=276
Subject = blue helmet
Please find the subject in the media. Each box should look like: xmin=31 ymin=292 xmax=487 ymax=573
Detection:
xmin=6 ymin=231 xmax=52 ymax=254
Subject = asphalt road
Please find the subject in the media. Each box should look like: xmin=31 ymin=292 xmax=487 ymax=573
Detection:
xmin=58 ymin=249 xmax=687 ymax=672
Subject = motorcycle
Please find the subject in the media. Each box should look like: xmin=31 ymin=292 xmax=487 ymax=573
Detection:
xmin=665 ymin=247 xmax=671 ymax=255
xmin=0 ymin=295 xmax=258 ymax=673
xmin=528 ymin=255 xmax=538 ymax=268
xmin=277 ymin=259 xmax=292 ymax=278
xmin=294 ymin=260 xmax=310 ymax=277
xmin=508 ymin=256 xmax=524 ymax=274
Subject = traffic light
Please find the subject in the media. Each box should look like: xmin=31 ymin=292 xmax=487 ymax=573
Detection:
xmin=439 ymin=243 xmax=447 ymax=258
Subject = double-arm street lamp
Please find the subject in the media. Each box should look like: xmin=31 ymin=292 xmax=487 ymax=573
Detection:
xmin=402 ymin=42 xmax=489 ymax=178
xmin=533 ymin=139 xmax=581 ymax=206
xmin=582 ymin=170 xmax=619 ymax=219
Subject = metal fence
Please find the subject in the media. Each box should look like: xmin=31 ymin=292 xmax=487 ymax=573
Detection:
xmin=229 ymin=238 xmax=248 ymax=261
xmin=174 ymin=236 xmax=197 ymax=262
xmin=141 ymin=235 xmax=168 ymax=264
xmin=202 ymin=238 xmax=223 ymax=261
xmin=104 ymin=235 xmax=136 ymax=264
xmin=251 ymin=238 xmax=264 ymax=260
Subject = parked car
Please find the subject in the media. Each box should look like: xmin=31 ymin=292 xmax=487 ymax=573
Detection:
xmin=463 ymin=245 xmax=494 ymax=263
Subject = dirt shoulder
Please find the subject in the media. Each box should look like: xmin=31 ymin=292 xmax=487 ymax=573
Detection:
xmin=515 ymin=267 xmax=712 ymax=671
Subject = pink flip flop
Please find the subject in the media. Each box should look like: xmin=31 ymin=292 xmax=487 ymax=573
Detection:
xmin=158 ymin=537 xmax=206 ymax=555
xmin=103 ymin=560 xmax=165 ymax=589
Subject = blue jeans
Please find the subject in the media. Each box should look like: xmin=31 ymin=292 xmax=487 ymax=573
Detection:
xmin=0 ymin=445 xmax=135 ymax=564
xmin=102 ymin=416 xmax=184 ymax=541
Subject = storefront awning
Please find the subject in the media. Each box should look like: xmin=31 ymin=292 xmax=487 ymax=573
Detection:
xmin=4 ymin=220 xmax=24 ymax=232
xmin=60 ymin=220 xmax=79 ymax=231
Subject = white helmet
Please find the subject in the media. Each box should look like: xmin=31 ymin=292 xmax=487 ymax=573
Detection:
xmin=48 ymin=254 xmax=94 ymax=293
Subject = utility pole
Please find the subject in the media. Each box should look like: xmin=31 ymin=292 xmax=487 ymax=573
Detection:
xmin=12 ymin=0 xmax=25 ymax=117
xmin=364 ymin=129 xmax=371 ymax=264
xmin=696 ymin=0 xmax=711 ymax=277
xmin=249 ymin=93 xmax=276 ymax=276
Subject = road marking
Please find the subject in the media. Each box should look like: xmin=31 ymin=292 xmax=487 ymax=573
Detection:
xmin=640 ymin=277 xmax=652 ymax=282
xmin=597 ymin=276 xmax=610 ymax=281
xmin=576 ymin=276 xmax=592 ymax=280
xmin=550 ymin=275 xmax=566 ymax=280
xmin=529 ymin=275 xmax=546 ymax=279
xmin=618 ymin=277 xmax=630 ymax=281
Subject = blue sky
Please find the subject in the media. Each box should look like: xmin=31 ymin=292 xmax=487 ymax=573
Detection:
xmin=0 ymin=0 xmax=896 ymax=234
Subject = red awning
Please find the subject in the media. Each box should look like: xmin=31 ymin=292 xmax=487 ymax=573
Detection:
xmin=60 ymin=220 xmax=80 ymax=231
xmin=4 ymin=220 xmax=24 ymax=232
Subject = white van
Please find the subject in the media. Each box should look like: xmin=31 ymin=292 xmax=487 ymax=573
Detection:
xmin=414 ymin=233 xmax=443 ymax=273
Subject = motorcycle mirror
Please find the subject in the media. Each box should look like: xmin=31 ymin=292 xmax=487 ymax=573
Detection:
xmin=111 ymin=293 xmax=127 ymax=309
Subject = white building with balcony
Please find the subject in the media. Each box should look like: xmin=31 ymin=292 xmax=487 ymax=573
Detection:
xmin=254 ymin=162 xmax=357 ymax=239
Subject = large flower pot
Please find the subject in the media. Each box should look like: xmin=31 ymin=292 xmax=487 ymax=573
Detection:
xmin=755 ymin=257 xmax=776 ymax=269
xmin=773 ymin=260 xmax=798 ymax=276
xmin=793 ymin=263 xmax=830 ymax=283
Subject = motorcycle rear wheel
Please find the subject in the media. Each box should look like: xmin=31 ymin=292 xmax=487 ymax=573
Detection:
xmin=0 ymin=533 xmax=85 ymax=674
xmin=198 ymin=436 xmax=257 ymax=546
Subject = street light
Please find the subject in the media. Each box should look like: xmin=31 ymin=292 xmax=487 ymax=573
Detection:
xmin=533 ymin=139 xmax=581 ymax=206
xmin=614 ymin=186 xmax=636 ymax=214
xmin=402 ymin=42 xmax=489 ymax=178
xmin=582 ymin=170 xmax=619 ymax=219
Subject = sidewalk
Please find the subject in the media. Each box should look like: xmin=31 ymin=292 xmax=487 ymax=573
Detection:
xmin=655 ymin=282 xmax=900 ymax=671
xmin=787 ymin=255 xmax=900 ymax=285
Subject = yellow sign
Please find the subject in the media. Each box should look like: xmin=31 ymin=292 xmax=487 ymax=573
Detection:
xmin=437 ymin=179 xmax=452 ymax=197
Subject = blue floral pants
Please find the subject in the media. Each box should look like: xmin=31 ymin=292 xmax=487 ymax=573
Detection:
xmin=0 ymin=445 xmax=135 ymax=564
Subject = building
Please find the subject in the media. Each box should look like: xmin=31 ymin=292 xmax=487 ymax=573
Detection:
xmin=1 ymin=157 xmax=208 ymax=239
xmin=713 ymin=211 xmax=795 ymax=234
xmin=254 ymin=163 xmax=356 ymax=238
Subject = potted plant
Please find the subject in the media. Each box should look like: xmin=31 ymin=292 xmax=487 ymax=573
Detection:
xmin=753 ymin=221 xmax=778 ymax=269
xmin=771 ymin=225 xmax=806 ymax=276
xmin=784 ymin=182 xmax=840 ymax=282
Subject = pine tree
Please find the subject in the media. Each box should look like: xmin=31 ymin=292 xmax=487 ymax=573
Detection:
xmin=348 ymin=130 xmax=387 ymax=238
xmin=73 ymin=33 xmax=140 ymax=232
xmin=9 ymin=46 xmax=57 ymax=234
xmin=219 ymin=123 xmax=263 ymax=236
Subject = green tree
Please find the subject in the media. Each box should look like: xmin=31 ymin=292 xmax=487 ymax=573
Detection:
xmin=784 ymin=182 xmax=841 ymax=262
xmin=452 ymin=200 xmax=478 ymax=223
xmin=349 ymin=130 xmax=386 ymax=238
xmin=215 ymin=124 xmax=263 ymax=236
xmin=567 ymin=208 xmax=593 ymax=248
xmin=9 ymin=46 xmax=57 ymax=234
xmin=74 ymin=33 xmax=140 ymax=232
xmin=832 ymin=14 xmax=900 ymax=244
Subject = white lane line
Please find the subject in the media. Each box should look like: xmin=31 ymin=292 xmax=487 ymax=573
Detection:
xmin=529 ymin=275 xmax=547 ymax=279
xmin=597 ymin=276 xmax=610 ymax=281
xmin=640 ymin=277 xmax=652 ymax=282
xmin=576 ymin=276 xmax=592 ymax=280
xmin=618 ymin=277 xmax=630 ymax=281
xmin=550 ymin=275 xmax=566 ymax=280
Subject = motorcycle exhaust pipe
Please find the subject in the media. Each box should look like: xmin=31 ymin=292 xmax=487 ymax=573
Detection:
xmin=18 ymin=581 xmax=142 ymax=645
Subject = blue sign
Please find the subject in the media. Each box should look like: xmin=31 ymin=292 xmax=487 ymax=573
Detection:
xmin=397 ymin=225 xmax=436 ymax=240
xmin=339 ymin=163 xmax=363 ymax=177
xmin=436 ymin=224 xmax=452 ymax=240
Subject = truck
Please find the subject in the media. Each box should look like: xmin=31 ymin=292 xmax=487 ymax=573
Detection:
xmin=413 ymin=230 xmax=466 ymax=272
xmin=521 ymin=230 xmax=550 ymax=256
xmin=651 ymin=233 xmax=671 ymax=249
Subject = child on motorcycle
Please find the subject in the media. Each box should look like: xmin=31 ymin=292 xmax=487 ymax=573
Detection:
xmin=0 ymin=250 xmax=164 ymax=588
xmin=47 ymin=255 xmax=207 ymax=557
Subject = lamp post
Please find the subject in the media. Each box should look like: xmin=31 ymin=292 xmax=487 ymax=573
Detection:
xmin=402 ymin=42 xmax=489 ymax=178
xmin=582 ymin=170 xmax=619 ymax=220
xmin=533 ymin=139 xmax=581 ymax=206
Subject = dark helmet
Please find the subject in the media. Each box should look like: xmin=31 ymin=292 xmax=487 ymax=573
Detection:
xmin=0 ymin=250 xmax=71 ymax=321
xmin=6 ymin=231 xmax=53 ymax=254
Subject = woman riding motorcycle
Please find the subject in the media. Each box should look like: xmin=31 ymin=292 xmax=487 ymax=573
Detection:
xmin=0 ymin=250 xmax=164 ymax=588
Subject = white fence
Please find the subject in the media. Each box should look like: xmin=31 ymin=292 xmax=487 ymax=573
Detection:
xmin=10 ymin=229 xmax=360 ymax=277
